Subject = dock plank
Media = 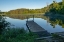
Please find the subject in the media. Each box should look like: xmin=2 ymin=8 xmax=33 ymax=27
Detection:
xmin=26 ymin=21 xmax=46 ymax=32
xmin=26 ymin=21 xmax=51 ymax=37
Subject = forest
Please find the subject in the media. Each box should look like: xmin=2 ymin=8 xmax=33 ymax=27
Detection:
xmin=0 ymin=0 xmax=64 ymax=15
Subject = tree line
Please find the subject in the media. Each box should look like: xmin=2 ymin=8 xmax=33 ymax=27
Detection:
xmin=4 ymin=8 xmax=47 ymax=14
xmin=0 ymin=0 xmax=64 ymax=15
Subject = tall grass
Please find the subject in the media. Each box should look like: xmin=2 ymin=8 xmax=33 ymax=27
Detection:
xmin=0 ymin=28 xmax=38 ymax=42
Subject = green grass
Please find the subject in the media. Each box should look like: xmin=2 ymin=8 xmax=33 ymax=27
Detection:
xmin=0 ymin=28 xmax=38 ymax=42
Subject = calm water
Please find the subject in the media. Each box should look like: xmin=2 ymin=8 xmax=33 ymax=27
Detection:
xmin=5 ymin=14 xmax=64 ymax=33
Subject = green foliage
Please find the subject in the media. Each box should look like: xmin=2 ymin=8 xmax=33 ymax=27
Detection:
xmin=52 ymin=33 xmax=64 ymax=41
xmin=48 ymin=0 xmax=64 ymax=14
xmin=0 ymin=16 xmax=38 ymax=42
xmin=1 ymin=0 xmax=64 ymax=15
xmin=0 ymin=28 xmax=38 ymax=42
xmin=0 ymin=12 xmax=5 ymax=14
xmin=4 ymin=8 xmax=46 ymax=14
xmin=0 ymin=16 xmax=10 ymax=34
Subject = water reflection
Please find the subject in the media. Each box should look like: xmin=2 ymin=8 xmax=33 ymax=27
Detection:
xmin=5 ymin=14 xmax=64 ymax=33
xmin=45 ymin=15 xmax=64 ymax=28
xmin=7 ymin=14 xmax=44 ymax=20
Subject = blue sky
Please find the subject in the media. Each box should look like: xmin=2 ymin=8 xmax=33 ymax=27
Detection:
xmin=0 ymin=0 xmax=62 ymax=12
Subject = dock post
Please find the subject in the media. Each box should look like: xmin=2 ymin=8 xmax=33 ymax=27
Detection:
xmin=27 ymin=16 xmax=28 ymax=22
xmin=33 ymin=15 xmax=34 ymax=22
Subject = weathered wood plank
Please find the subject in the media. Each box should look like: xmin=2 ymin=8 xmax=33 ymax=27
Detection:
xmin=26 ymin=21 xmax=46 ymax=32
xmin=26 ymin=21 xmax=51 ymax=37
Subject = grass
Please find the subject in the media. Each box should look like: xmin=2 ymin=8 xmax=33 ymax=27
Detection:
xmin=1 ymin=28 xmax=64 ymax=42
xmin=0 ymin=28 xmax=38 ymax=42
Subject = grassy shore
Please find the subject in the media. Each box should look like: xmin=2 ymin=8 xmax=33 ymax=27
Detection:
xmin=0 ymin=28 xmax=64 ymax=42
xmin=0 ymin=28 xmax=38 ymax=42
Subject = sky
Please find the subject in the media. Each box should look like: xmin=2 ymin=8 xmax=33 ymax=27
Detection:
xmin=0 ymin=0 xmax=62 ymax=12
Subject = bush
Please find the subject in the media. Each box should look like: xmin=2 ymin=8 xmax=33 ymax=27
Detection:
xmin=0 ymin=28 xmax=37 ymax=42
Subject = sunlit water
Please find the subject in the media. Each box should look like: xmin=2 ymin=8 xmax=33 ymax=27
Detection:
xmin=5 ymin=15 xmax=64 ymax=33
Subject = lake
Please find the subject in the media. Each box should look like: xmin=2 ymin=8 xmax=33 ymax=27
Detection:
xmin=4 ymin=14 xmax=64 ymax=33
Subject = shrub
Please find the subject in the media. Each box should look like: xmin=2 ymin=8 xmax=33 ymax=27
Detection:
xmin=0 ymin=28 xmax=37 ymax=42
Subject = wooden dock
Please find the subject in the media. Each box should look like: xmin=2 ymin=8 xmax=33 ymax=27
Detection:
xmin=26 ymin=21 xmax=51 ymax=37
